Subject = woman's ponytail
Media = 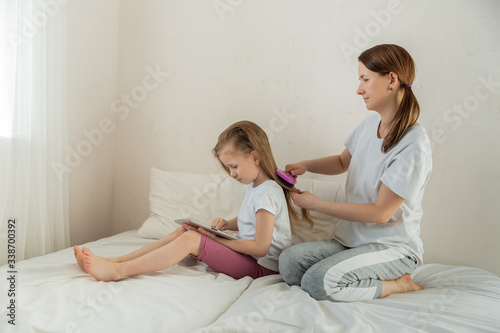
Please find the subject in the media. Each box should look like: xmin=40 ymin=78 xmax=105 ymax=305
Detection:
xmin=383 ymin=86 xmax=420 ymax=153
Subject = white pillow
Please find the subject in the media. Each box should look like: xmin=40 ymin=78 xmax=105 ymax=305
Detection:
xmin=137 ymin=168 xmax=346 ymax=244
xmin=290 ymin=177 xmax=345 ymax=244
xmin=137 ymin=168 xmax=246 ymax=239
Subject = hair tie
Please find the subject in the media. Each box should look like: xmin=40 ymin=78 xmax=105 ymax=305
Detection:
xmin=404 ymin=84 xmax=412 ymax=88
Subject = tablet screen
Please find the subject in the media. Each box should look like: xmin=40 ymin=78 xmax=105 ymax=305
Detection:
xmin=174 ymin=218 xmax=239 ymax=240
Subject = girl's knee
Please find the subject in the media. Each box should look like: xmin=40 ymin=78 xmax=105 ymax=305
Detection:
xmin=179 ymin=230 xmax=202 ymax=252
xmin=173 ymin=226 xmax=187 ymax=236
xmin=181 ymin=230 xmax=201 ymax=241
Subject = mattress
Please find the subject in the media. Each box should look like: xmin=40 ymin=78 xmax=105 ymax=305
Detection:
xmin=2 ymin=230 xmax=500 ymax=333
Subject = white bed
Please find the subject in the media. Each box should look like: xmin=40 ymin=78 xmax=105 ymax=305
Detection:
xmin=3 ymin=168 xmax=500 ymax=332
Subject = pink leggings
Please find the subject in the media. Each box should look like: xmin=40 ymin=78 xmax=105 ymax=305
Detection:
xmin=195 ymin=235 xmax=277 ymax=279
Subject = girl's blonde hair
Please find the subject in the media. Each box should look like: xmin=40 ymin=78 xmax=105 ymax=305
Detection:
xmin=213 ymin=120 xmax=313 ymax=230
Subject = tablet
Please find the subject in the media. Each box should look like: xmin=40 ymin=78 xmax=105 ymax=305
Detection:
xmin=174 ymin=218 xmax=239 ymax=240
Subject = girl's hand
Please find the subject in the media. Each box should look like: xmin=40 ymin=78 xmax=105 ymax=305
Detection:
xmin=211 ymin=218 xmax=229 ymax=231
xmin=285 ymin=162 xmax=306 ymax=177
xmin=183 ymin=223 xmax=199 ymax=232
xmin=197 ymin=227 xmax=218 ymax=240
xmin=290 ymin=190 xmax=319 ymax=210
xmin=183 ymin=223 xmax=218 ymax=240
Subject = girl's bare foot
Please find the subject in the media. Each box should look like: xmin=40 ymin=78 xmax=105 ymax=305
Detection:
xmin=73 ymin=246 xmax=87 ymax=271
xmin=82 ymin=247 xmax=123 ymax=282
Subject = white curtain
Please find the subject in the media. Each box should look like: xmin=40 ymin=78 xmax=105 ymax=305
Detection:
xmin=0 ymin=0 xmax=69 ymax=265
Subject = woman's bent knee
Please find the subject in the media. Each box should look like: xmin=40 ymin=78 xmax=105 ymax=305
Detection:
xmin=279 ymin=246 xmax=303 ymax=285
xmin=279 ymin=244 xmax=306 ymax=286
xmin=301 ymin=268 xmax=329 ymax=301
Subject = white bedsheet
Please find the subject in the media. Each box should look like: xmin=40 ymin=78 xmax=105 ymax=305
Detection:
xmin=2 ymin=231 xmax=500 ymax=333
xmin=2 ymin=231 xmax=252 ymax=333
xmin=197 ymin=264 xmax=500 ymax=333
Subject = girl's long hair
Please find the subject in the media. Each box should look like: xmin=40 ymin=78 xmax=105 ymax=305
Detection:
xmin=358 ymin=44 xmax=420 ymax=153
xmin=213 ymin=120 xmax=314 ymax=231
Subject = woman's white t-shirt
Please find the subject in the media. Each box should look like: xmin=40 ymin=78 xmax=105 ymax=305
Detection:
xmin=237 ymin=180 xmax=292 ymax=272
xmin=334 ymin=114 xmax=432 ymax=264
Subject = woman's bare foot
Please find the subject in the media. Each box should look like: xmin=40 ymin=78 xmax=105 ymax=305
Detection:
xmin=381 ymin=274 xmax=423 ymax=298
xmin=82 ymin=247 xmax=123 ymax=282
xmin=395 ymin=274 xmax=423 ymax=293
xmin=73 ymin=246 xmax=87 ymax=271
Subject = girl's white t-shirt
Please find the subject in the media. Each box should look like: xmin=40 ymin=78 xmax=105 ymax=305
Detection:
xmin=334 ymin=114 xmax=432 ymax=265
xmin=237 ymin=180 xmax=292 ymax=272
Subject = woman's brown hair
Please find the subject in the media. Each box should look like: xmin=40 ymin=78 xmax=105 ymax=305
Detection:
xmin=213 ymin=120 xmax=313 ymax=230
xmin=358 ymin=44 xmax=420 ymax=153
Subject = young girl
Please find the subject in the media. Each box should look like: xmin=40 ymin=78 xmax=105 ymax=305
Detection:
xmin=74 ymin=120 xmax=311 ymax=281
xmin=279 ymin=44 xmax=432 ymax=302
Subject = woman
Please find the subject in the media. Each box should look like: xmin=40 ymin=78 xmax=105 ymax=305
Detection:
xmin=279 ymin=44 xmax=432 ymax=302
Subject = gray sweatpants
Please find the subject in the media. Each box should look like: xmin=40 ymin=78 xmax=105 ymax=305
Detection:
xmin=279 ymin=239 xmax=417 ymax=302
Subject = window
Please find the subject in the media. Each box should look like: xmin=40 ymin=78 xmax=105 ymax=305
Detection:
xmin=0 ymin=2 xmax=15 ymax=138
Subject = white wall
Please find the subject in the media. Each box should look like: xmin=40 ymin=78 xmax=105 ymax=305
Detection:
xmin=67 ymin=1 xmax=500 ymax=275
xmin=66 ymin=0 xmax=120 ymax=245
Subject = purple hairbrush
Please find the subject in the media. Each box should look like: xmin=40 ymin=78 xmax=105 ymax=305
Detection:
xmin=275 ymin=169 xmax=297 ymax=187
